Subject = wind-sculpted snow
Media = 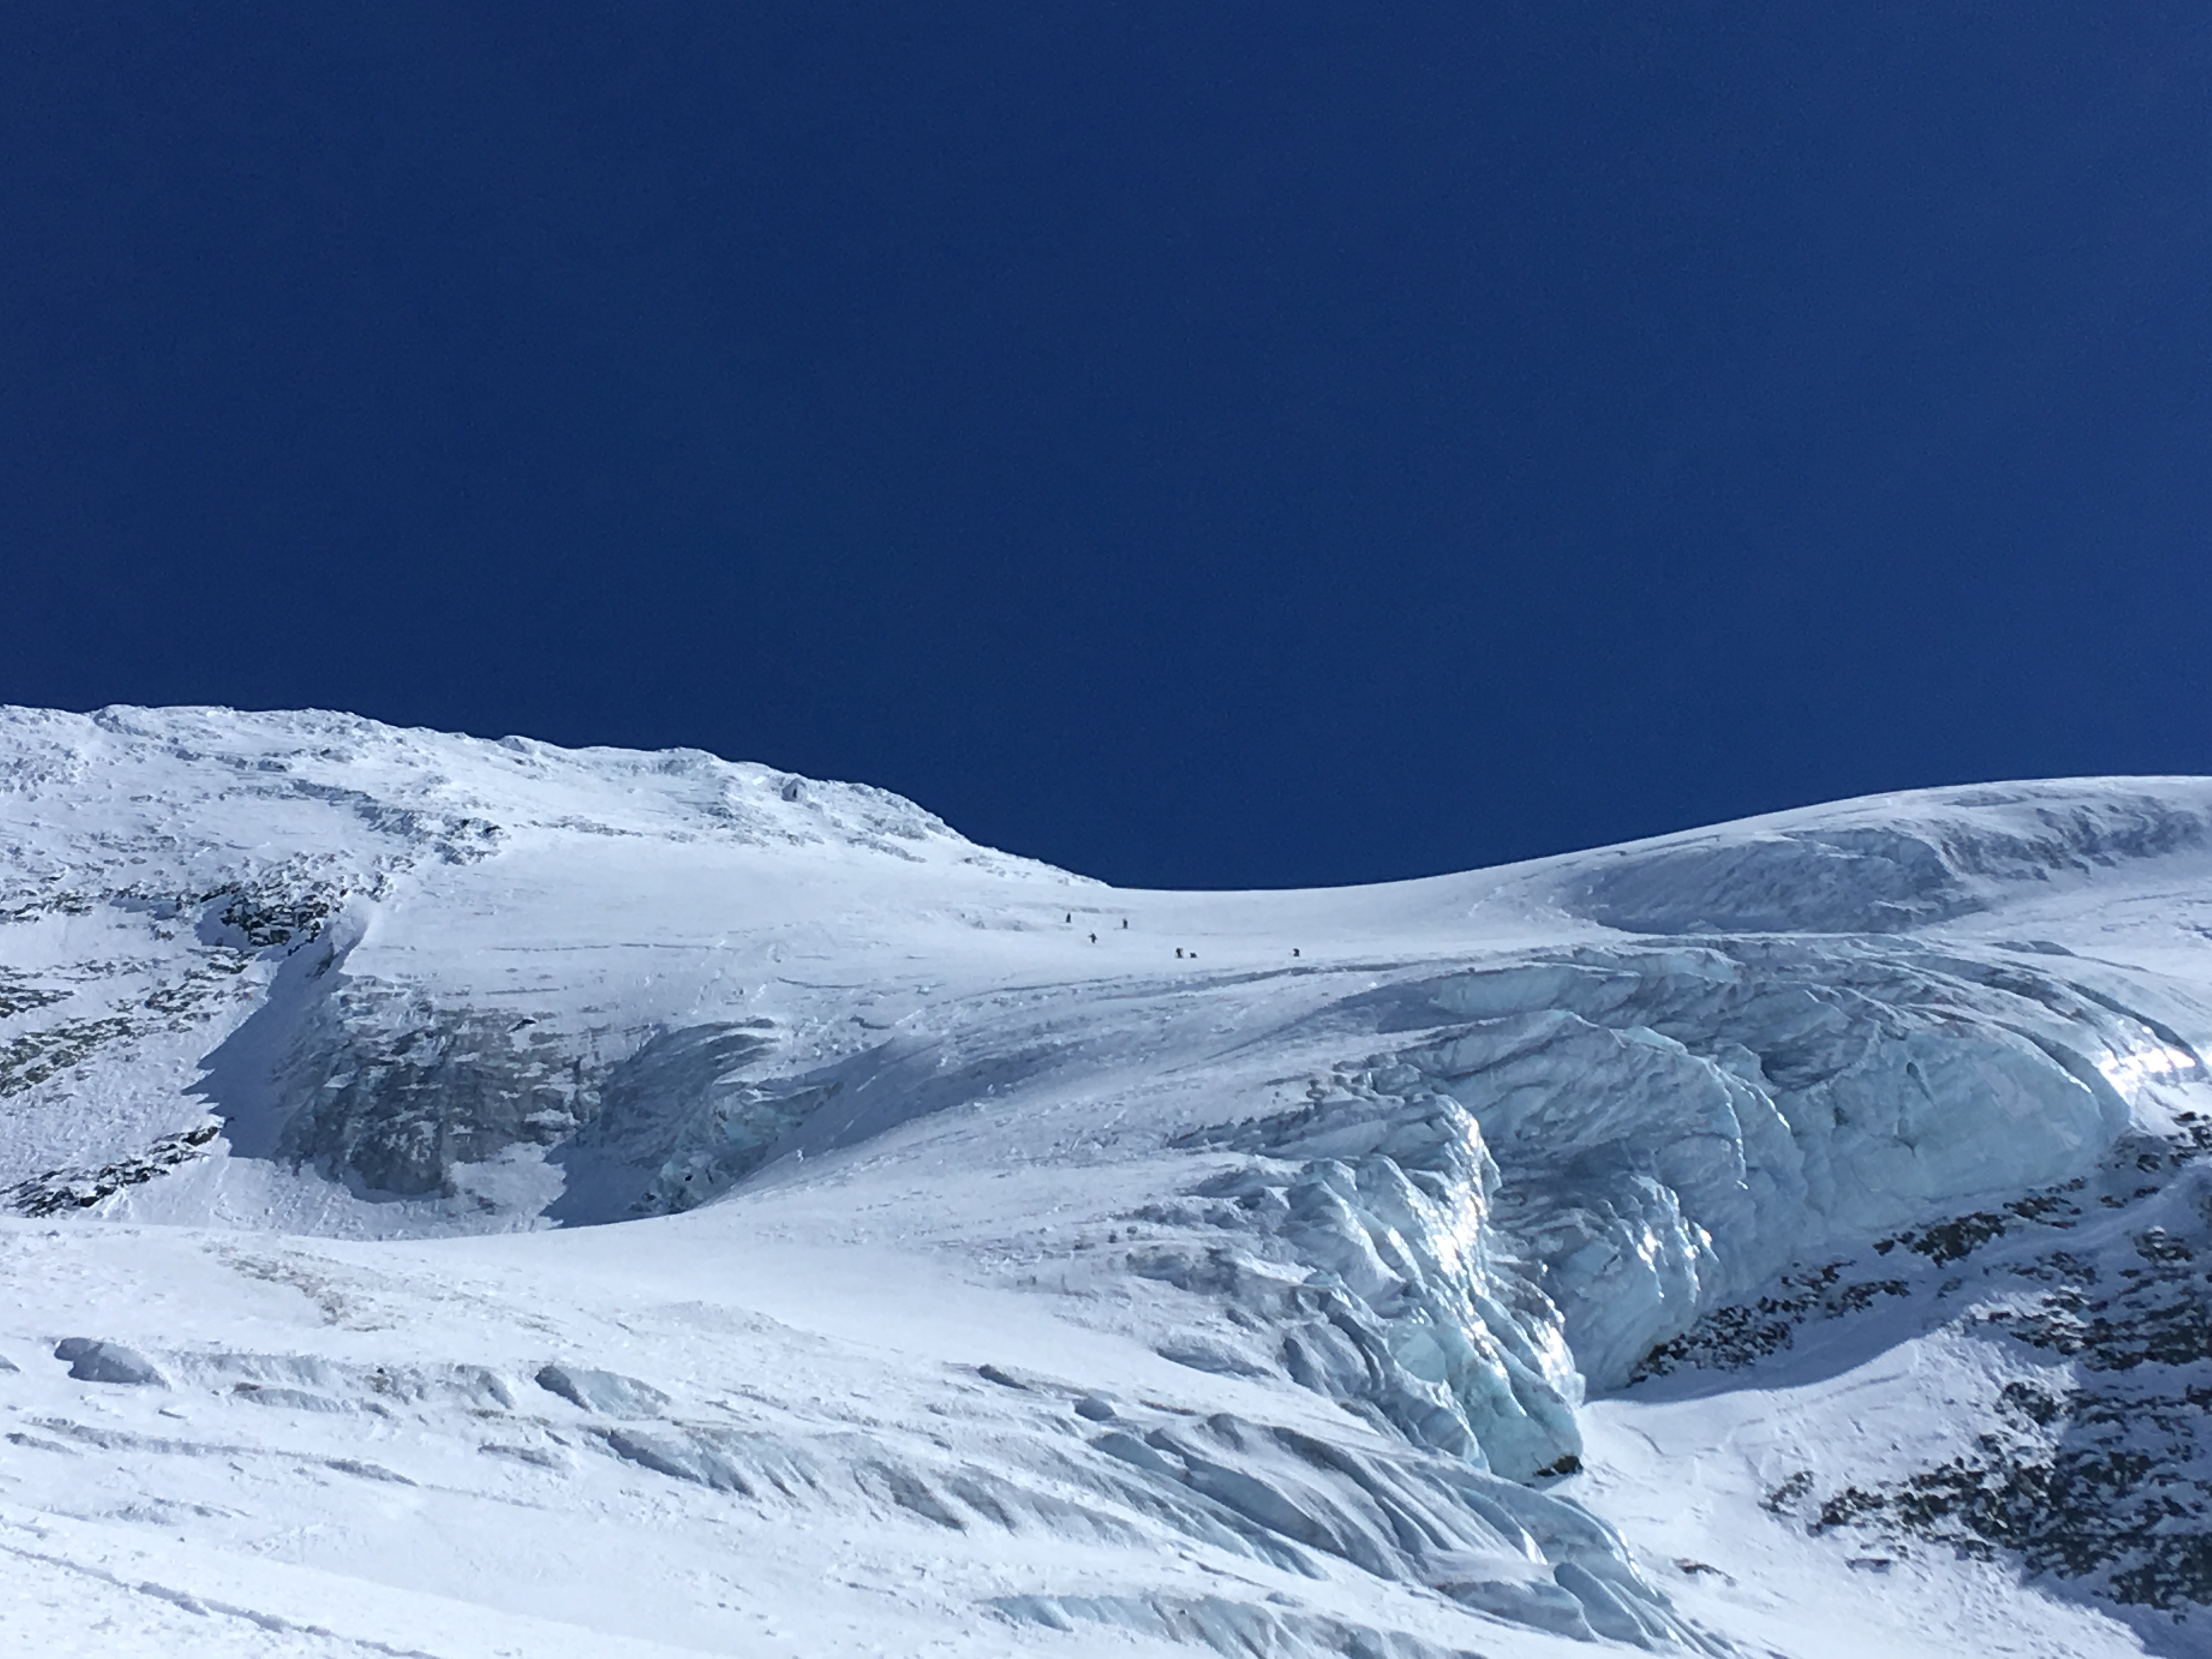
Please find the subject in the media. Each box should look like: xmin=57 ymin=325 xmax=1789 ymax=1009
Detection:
xmin=8 ymin=708 xmax=2212 ymax=1656
xmin=1565 ymin=785 xmax=2212 ymax=934
xmin=0 ymin=703 xmax=1000 ymax=868
xmin=4 ymin=1302 xmax=1722 ymax=1654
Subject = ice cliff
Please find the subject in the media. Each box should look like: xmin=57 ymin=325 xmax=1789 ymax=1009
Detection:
xmin=4 ymin=706 xmax=2212 ymax=1657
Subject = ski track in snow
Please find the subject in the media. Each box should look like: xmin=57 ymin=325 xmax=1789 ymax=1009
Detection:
xmin=2 ymin=705 xmax=2211 ymax=1654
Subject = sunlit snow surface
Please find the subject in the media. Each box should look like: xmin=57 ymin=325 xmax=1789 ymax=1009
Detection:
xmin=4 ymin=706 xmax=2212 ymax=1656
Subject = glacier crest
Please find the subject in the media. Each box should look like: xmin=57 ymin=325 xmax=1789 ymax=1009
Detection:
xmin=1570 ymin=791 xmax=2211 ymax=934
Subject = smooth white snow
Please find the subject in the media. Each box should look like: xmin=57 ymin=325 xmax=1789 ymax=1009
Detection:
xmin=4 ymin=705 xmax=2211 ymax=1656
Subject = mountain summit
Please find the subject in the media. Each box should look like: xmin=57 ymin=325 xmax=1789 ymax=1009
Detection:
xmin=3 ymin=705 xmax=2209 ymax=1657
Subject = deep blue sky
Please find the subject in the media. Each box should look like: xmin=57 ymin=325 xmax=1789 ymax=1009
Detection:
xmin=4 ymin=5 xmax=2209 ymax=888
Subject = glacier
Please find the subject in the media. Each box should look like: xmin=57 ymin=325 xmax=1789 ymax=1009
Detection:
xmin=3 ymin=704 xmax=2212 ymax=1656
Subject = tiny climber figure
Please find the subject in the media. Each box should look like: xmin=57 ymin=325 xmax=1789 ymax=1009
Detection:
xmin=1175 ymin=947 xmax=1183 ymax=958
xmin=1292 ymin=947 xmax=1300 ymax=957
xmin=1065 ymin=913 xmax=1071 ymax=924
xmin=1121 ymin=918 xmax=1128 ymax=929
xmin=1088 ymin=932 xmax=1097 ymax=943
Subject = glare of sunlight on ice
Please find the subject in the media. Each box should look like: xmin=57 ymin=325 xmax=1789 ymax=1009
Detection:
xmin=2096 ymin=1042 xmax=2199 ymax=1095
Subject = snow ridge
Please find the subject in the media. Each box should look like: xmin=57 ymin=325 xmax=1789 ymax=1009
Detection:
xmin=5 ymin=706 xmax=2212 ymax=1656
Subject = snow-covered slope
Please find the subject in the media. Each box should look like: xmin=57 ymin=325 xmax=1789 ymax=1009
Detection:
xmin=5 ymin=706 xmax=2212 ymax=1657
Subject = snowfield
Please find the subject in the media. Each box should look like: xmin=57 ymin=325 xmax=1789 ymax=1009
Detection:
xmin=3 ymin=704 xmax=2211 ymax=1656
